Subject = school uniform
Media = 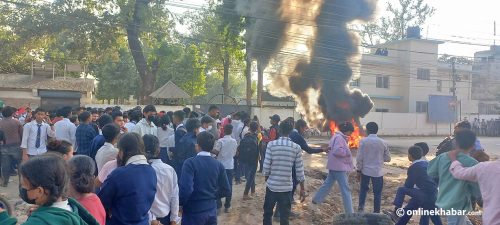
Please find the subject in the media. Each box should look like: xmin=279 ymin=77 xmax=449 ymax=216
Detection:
xmin=179 ymin=151 xmax=231 ymax=225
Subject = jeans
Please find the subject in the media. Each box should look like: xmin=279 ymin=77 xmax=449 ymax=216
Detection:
xmin=312 ymin=170 xmax=353 ymax=214
xmin=159 ymin=147 xmax=171 ymax=165
xmin=358 ymin=174 xmax=383 ymax=213
xmin=182 ymin=208 xmax=217 ymax=225
xmin=1 ymin=145 xmax=21 ymax=186
xmin=243 ymin=163 xmax=257 ymax=195
xmin=393 ymin=187 xmax=442 ymax=225
xmin=259 ymin=143 xmax=266 ymax=173
xmin=234 ymin=157 xmax=242 ymax=182
xmin=217 ymin=169 xmax=233 ymax=209
xmin=446 ymin=216 xmax=472 ymax=225
xmin=158 ymin=213 xmax=170 ymax=225
xmin=263 ymin=187 xmax=292 ymax=225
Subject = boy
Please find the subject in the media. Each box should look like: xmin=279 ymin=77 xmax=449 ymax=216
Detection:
xmin=172 ymin=118 xmax=201 ymax=176
xmin=428 ymin=129 xmax=481 ymax=225
xmin=214 ymin=124 xmax=237 ymax=213
xmin=95 ymin=124 xmax=121 ymax=172
xmin=75 ymin=111 xmax=98 ymax=156
xmin=414 ymin=142 xmax=430 ymax=160
xmin=179 ymin=132 xmax=231 ymax=225
xmin=200 ymin=116 xmax=214 ymax=133
xmin=388 ymin=146 xmax=442 ymax=225
xmin=356 ymin=122 xmax=391 ymax=213
xmin=21 ymin=108 xmax=55 ymax=160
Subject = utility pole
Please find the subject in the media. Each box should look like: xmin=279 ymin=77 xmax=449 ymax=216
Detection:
xmin=450 ymin=57 xmax=458 ymax=134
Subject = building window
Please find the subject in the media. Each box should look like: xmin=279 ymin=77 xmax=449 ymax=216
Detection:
xmin=350 ymin=78 xmax=360 ymax=87
xmin=417 ymin=68 xmax=431 ymax=80
xmin=437 ymin=80 xmax=442 ymax=92
xmin=376 ymin=76 xmax=389 ymax=88
xmin=375 ymin=108 xmax=389 ymax=112
xmin=416 ymin=101 xmax=428 ymax=113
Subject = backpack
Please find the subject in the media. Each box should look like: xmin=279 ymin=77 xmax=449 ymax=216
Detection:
xmin=238 ymin=133 xmax=259 ymax=164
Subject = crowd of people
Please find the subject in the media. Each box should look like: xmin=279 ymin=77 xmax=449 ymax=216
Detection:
xmin=471 ymin=118 xmax=500 ymax=137
xmin=0 ymin=104 xmax=498 ymax=225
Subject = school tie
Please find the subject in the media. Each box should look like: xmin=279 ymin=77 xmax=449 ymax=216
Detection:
xmin=35 ymin=124 xmax=42 ymax=148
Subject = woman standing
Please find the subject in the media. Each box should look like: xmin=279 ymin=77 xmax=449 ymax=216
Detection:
xmin=311 ymin=121 xmax=355 ymax=214
xmin=98 ymin=132 xmax=157 ymax=225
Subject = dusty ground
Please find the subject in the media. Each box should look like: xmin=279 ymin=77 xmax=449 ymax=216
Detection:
xmin=1 ymin=136 xmax=493 ymax=225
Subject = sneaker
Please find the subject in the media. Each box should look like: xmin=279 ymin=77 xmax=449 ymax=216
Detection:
xmin=224 ymin=208 xmax=230 ymax=213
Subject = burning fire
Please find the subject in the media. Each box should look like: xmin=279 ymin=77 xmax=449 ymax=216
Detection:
xmin=329 ymin=120 xmax=363 ymax=149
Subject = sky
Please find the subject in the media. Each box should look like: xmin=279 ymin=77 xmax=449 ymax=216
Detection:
xmin=166 ymin=0 xmax=500 ymax=57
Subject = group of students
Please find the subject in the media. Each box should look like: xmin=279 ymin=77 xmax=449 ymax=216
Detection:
xmin=1 ymin=103 xmax=499 ymax=225
xmin=314 ymin=119 xmax=497 ymax=225
xmin=0 ymin=104 xmax=323 ymax=225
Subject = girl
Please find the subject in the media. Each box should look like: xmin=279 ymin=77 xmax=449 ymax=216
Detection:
xmin=46 ymin=140 xmax=74 ymax=161
xmin=0 ymin=155 xmax=99 ymax=225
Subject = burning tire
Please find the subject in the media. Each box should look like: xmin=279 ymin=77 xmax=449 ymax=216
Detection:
xmin=332 ymin=213 xmax=393 ymax=225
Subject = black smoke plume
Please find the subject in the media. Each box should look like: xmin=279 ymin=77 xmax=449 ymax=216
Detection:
xmin=237 ymin=0 xmax=376 ymax=124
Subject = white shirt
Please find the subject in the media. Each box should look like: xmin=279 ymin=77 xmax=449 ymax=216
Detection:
xmin=21 ymin=121 xmax=55 ymax=156
xmin=157 ymin=127 xmax=174 ymax=148
xmin=356 ymin=134 xmax=391 ymax=177
xmin=95 ymin=142 xmax=119 ymax=172
xmin=132 ymin=118 xmax=157 ymax=137
xmin=214 ymin=135 xmax=238 ymax=169
xmin=149 ymin=159 xmax=179 ymax=222
xmin=51 ymin=200 xmax=72 ymax=212
xmin=124 ymin=121 xmax=137 ymax=133
xmin=230 ymin=120 xmax=242 ymax=141
xmin=126 ymin=155 xmax=149 ymax=165
xmin=54 ymin=118 xmax=77 ymax=146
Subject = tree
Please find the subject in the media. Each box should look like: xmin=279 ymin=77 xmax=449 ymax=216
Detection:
xmin=360 ymin=0 xmax=435 ymax=44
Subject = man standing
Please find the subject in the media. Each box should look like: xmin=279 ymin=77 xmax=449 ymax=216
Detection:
xmin=75 ymin=111 xmax=98 ymax=156
xmin=356 ymin=122 xmax=391 ymax=213
xmin=132 ymin=105 xmax=157 ymax=137
xmin=263 ymin=122 xmax=306 ymax=225
xmin=54 ymin=106 xmax=77 ymax=146
xmin=0 ymin=106 xmax=23 ymax=187
xmin=172 ymin=118 xmax=200 ymax=176
xmin=207 ymin=105 xmax=220 ymax=139
xmin=260 ymin=114 xmax=281 ymax=173
xmin=124 ymin=109 xmax=141 ymax=133
xmin=21 ymin=108 xmax=55 ymax=160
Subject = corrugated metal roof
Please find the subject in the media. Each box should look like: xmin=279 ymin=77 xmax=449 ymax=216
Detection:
xmin=150 ymin=80 xmax=190 ymax=99
xmin=0 ymin=74 xmax=95 ymax=92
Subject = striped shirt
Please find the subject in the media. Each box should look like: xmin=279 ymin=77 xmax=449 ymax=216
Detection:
xmin=263 ymin=137 xmax=305 ymax=192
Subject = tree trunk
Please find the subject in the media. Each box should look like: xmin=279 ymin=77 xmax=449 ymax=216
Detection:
xmin=257 ymin=60 xmax=264 ymax=107
xmin=222 ymin=52 xmax=230 ymax=104
xmin=126 ymin=0 xmax=154 ymax=104
xmin=245 ymin=51 xmax=252 ymax=111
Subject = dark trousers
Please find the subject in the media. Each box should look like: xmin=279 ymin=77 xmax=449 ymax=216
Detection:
xmin=1 ymin=145 xmax=21 ymax=186
xmin=217 ymin=169 xmax=233 ymax=209
xmin=172 ymin=159 xmax=185 ymax=179
xmin=393 ymin=187 xmax=442 ymax=225
xmin=234 ymin=157 xmax=245 ymax=182
xmin=259 ymin=143 xmax=266 ymax=172
xmin=243 ymin=163 xmax=257 ymax=195
xmin=182 ymin=208 xmax=217 ymax=225
xmin=159 ymin=147 xmax=171 ymax=165
xmin=158 ymin=213 xmax=170 ymax=224
xmin=263 ymin=187 xmax=292 ymax=225
xmin=358 ymin=174 xmax=383 ymax=213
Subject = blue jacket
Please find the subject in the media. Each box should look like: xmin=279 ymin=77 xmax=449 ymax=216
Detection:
xmin=98 ymin=164 xmax=157 ymax=225
xmin=179 ymin=153 xmax=230 ymax=213
xmin=75 ymin=123 xmax=97 ymax=156
xmin=173 ymin=132 xmax=197 ymax=162
xmin=89 ymin=135 xmax=105 ymax=160
xmin=289 ymin=130 xmax=323 ymax=154
xmin=405 ymin=160 xmax=438 ymax=197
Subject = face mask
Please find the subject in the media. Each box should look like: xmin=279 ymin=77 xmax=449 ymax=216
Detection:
xmin=207 ymin=126 xmax=213 ymax=130
xmin=147 ymin=115 xmax=156 ymax=122
xmin=20 ymin=187 xmax=36 ymax=204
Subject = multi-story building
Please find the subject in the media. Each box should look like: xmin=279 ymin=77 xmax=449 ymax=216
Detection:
xmin=351 ymin=38 xmax=472 ymax=114
xmin=472 ymin=46 xmax=500 ymax=114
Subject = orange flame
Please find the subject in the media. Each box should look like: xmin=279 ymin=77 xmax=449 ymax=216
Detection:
xmin=329 ymin=119 xmax=363 ymax=149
